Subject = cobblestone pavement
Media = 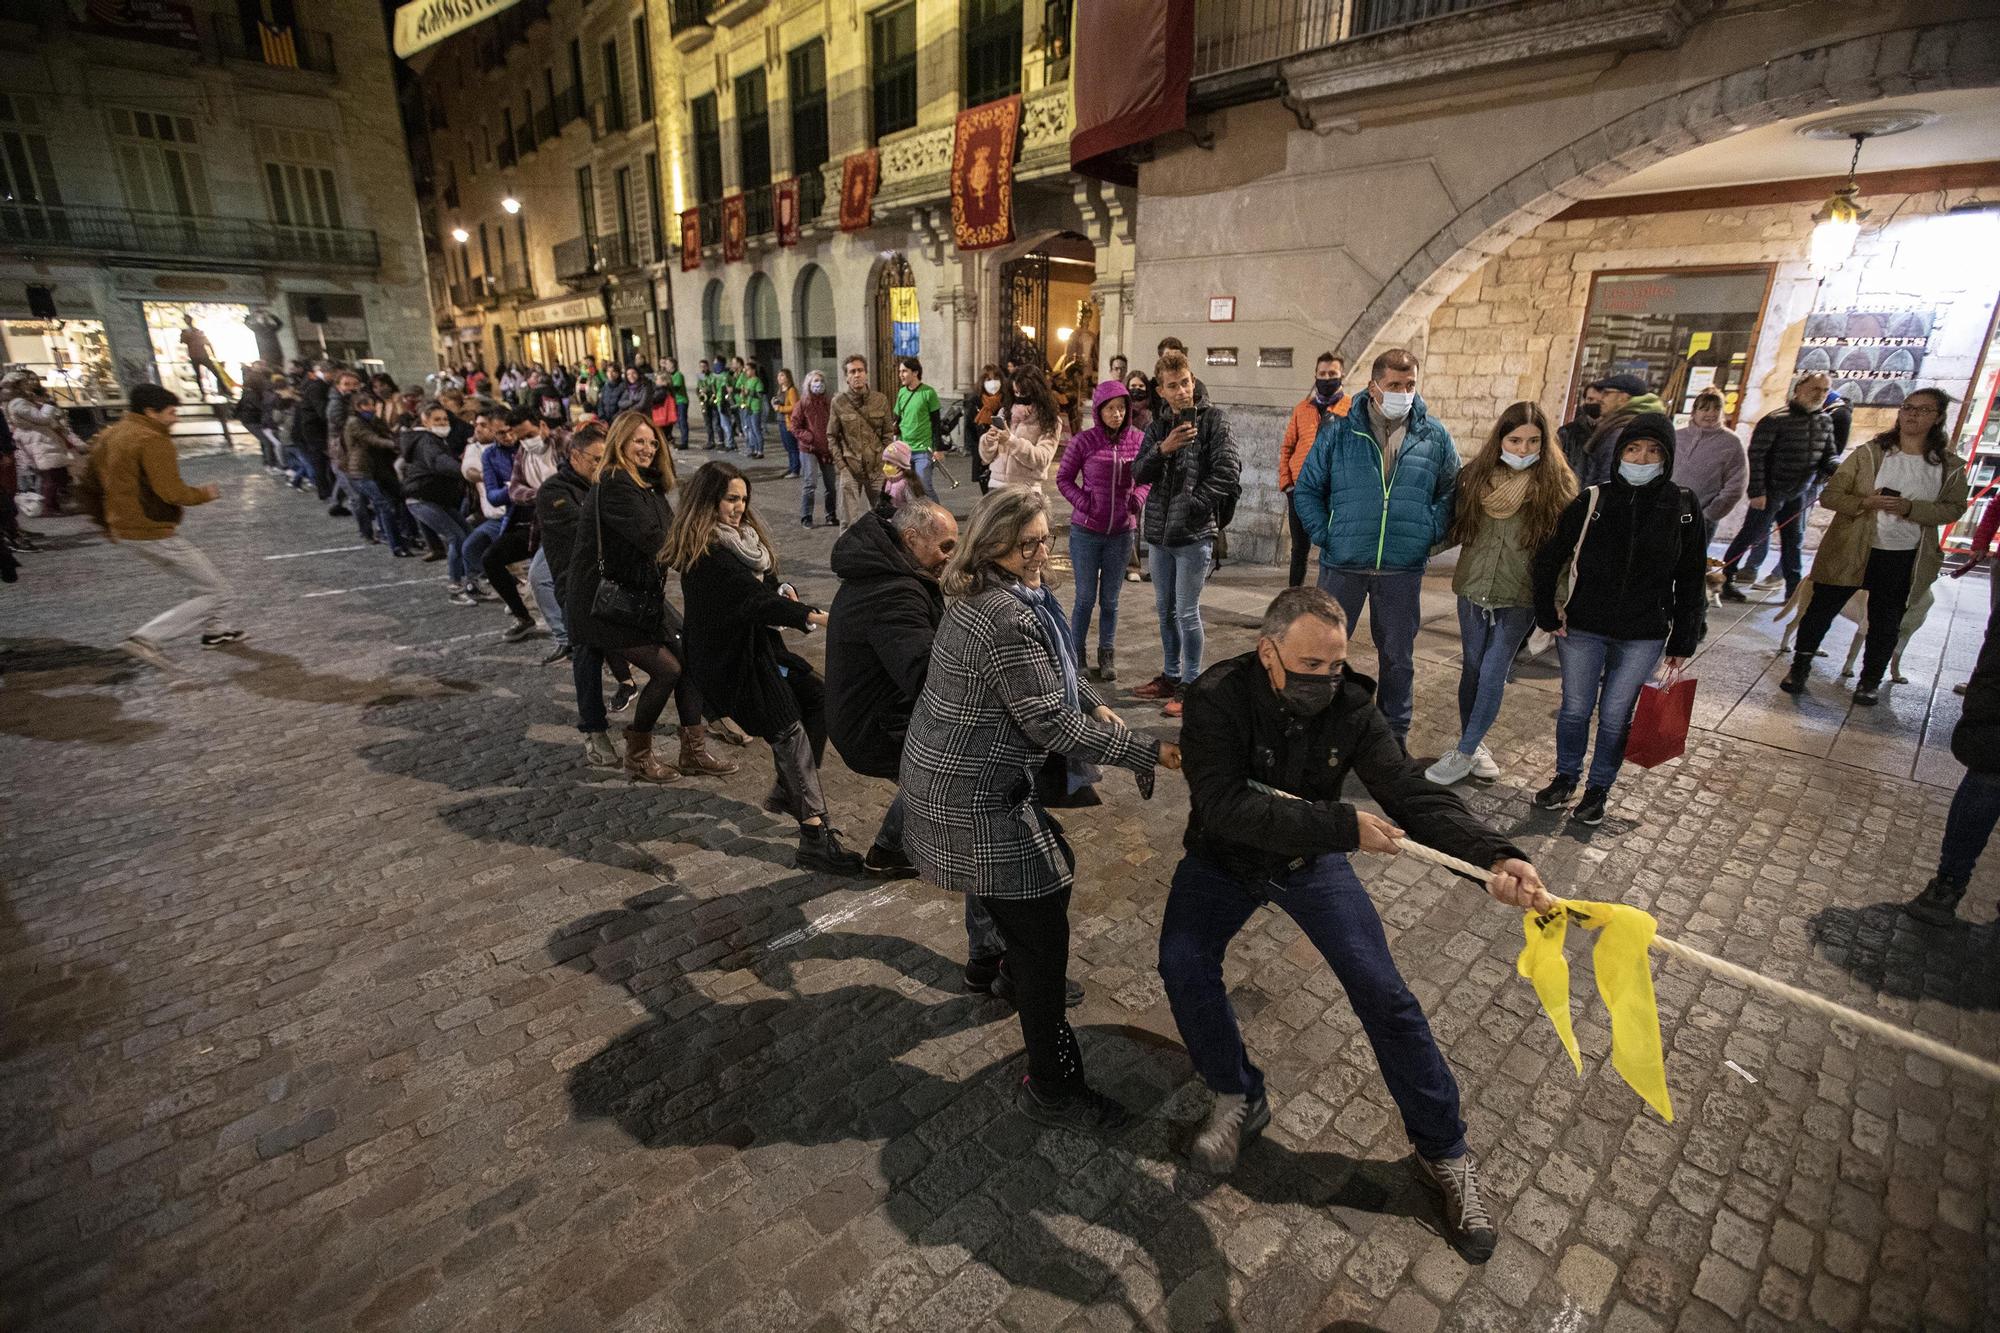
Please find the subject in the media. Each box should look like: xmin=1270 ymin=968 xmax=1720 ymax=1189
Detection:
xmin=2 ymin=449 xmax=1997 ymax=1333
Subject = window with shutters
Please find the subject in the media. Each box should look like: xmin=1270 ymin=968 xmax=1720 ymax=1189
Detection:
xmin=255 ymin=126 xmax=343 ymax=231
xmin=632 ymin=16 xmax=654 ymax=123
xmin=107 ymin=106 xmax=211 ymax=217
xmin=0 ymin=95 xmax=63 ymax=243
xmin=963 ymin=0 xmax=1023 ymax=107
xmin=869 ymin=3 xmax=917 ymax=142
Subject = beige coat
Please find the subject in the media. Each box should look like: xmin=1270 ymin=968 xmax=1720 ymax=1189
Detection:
xmin=979 ymin=418 xmax=1059 ymax=490
xmin=1808 ymin=440 xmax=1968 ymax=590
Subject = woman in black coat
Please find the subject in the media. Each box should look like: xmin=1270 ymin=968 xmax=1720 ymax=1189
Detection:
xmin=563 ymin=413 xmax=703 ymax=782
xmin=664 ymin=460 xmax=865 ymax=876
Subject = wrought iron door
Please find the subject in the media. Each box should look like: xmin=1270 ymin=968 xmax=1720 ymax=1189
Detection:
xmin=999 ymin=250 xmax=1049 ymax=367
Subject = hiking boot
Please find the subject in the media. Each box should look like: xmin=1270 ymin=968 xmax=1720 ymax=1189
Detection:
xmin=1719 ymin=578 xmax=1748 ymax=603
xmin=863 ymin=843 xmax=917 ymax=878
xmin=621 ymin=728 xmax=679 ymax=783
xmin=1778 ymin=658 xmax=1810 ymax=695
xmin=199 ymin=630 xmax=247 ymax=648
xmin=1902 ymin=875 xmax=1968 ymax=927
xmin=797 ymin=824 xmax=867 ymax=876
xmin=1414 ymin=1151 xmax=1498 ymax=1263
xmin=1572 ymin=785 xmax=1610 ymax=826
xmin=676 ymin=723 xmax=739 ymax=776
xmin=501 ymin=617 xmax=538 ymax=643
xmin=1132 ymin=673 xmax=1177 ymax=700
xmin=1189 ymin=1091 xmax=1271 ymax=1174
xmin=1014 ymin=1079 xmax=1131 ymax=1133
xmin=1469 ymin=744 xmax=1502 ymax=780
xmin=992 ymin=963 xmax=1085 ymax=1009
xmin=1533 ymin=775 xmax=1576 ymax=810
xmin=119 ymin=637 xmax=180 ymax=673
xmin=582 ymin=731 xmax=620 ymax=768
xmin=1425 ymin=750 xmax=1477 ymax=786
xmin=608 ymin=680 xmax=638 ymax=714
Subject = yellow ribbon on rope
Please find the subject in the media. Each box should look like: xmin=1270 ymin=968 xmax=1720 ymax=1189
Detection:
xmin=1517 ymin=899 xmax=1673 ymax=1122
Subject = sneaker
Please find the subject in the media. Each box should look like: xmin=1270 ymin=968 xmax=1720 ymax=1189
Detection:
xmin=1572 ymin=785 xmax=1609 ymax=826
xmin=1132 ymin=673 xmax=1177 ymax=700
xmin=608 ymin=681 xmax=638 ymax=714
xmin=582 ymin=732 xmax=621 ymax=768
xmin=800 ymin=517 xmax=814 ymax=528
xmin=390 ymin=548 xmax=414 ymax=558
xmin=1754 ymin=570 xmax=1785 ymax=590
xmin=1532 ymin=775 xmax=1577 ymax=810
xmin=422 ymin=549 xmax=446 ymax=563
xmin=199 ymin=630 xmax=247 ymax=648
xmin=501 ymin=618 xmax=538 ymax=643
xmin=1953 ymin=681 xmax=1969 ymax=696
xmin=328 ymin=505 xmax=351 ymax=518
xmin=1719 ymin=581 xmax=1748 ymax=603
xmin=1014 ymin=1079 xmax=1131 ymax=1133
xmin=963 ymin=956 xmax=1003 ymax=993
xmin=1778 ymin=659 xmax=1809 ymax=695
xmin=1425 ymin=750 xmax=1477 ymax=786
xmin=1413 ymin=1151 xmax=1498 ymax=1263
xmin=541 ymin=644 xmax=572 ymax=666
xmin=119 ymin=637 xmax=180 ymax=673
xmin=1852 ymin=682 xmax=1880 ymax=706
xmin=863 ymin=843 xmax=917 ymax=879
xmin=1125 ymin=570 xmax=1141 ymax=583
xmin=1189 ymin=1091 xmax=1271 ymax=1174
xmin=1469 ymin=744 xmax=1501 ymax=780
xmin=449 ymin=590 xmax=478 ymax=607
xmin=797 ymin=824 xmax=867 ymax=876
xmin=1162 ymin=697 xmax=1184 ymax=719
xmin=991 ymin=963 xmax=1084 ymax=1009
xmin=1902 ymin=875 xmax=1969 ymax=927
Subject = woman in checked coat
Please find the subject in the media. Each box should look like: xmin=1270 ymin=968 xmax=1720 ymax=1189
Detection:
xmin=901 ymin=486 xmax=1178 ymax=1134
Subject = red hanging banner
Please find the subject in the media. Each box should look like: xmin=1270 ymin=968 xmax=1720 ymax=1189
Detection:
xmin=839 ymin=150 xmax=879 ymax=233
xmin=951 ymin=95 xmax=1022 ymax=251
xmin=722 ymin=194 xmax=747 ymax=263
xmin=775 ymin=178 xmax=801 ymax=248
xmin=679 ymin=208 xmax=702 ymax=272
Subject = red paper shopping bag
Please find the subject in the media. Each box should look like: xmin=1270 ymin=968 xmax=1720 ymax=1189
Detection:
xmin=1625 ymin=677 xmax=1696 ymax=769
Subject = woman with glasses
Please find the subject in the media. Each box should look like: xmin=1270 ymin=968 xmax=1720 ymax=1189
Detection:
xmin=901 ymin=487 xmax=1178 ymax=1133
xmin=1780 ymin=387 xmax=1967 ymax=704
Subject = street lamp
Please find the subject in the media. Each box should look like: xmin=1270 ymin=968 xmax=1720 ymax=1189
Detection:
xmin=451 ymin=226 xmax=469 ymax=243
xmin=501 ymin=196 xmax=522 ymax=215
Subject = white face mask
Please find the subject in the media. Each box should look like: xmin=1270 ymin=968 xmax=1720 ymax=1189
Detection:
xmin=428 ymin=424 xmax=451 ymax=437
xmin=983 ymin=379 xmax=1001 ymax=394
xmin=1619 ymin=461 xmax=1663 ymax=485
xmin=1378 ymin=390 xmax=1415 ymax=420
xmin=1500 ymin=451 xmax=1538 ymax=471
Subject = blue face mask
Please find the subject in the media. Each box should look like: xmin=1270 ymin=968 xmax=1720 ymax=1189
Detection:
xmin=1501 ymin=451 xmax=1539 ymax=471
xmin=1619 ymin=460 xmax=1663 ymax=485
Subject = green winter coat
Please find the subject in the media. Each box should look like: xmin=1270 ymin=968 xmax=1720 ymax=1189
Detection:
xmin=1807 ymin=440 xmax=1968 ymax=590
xmin=1452 ymin=507 xmax=1538 ymax=609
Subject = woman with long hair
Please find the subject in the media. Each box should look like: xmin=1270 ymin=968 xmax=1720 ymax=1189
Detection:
xmin=563 ymin=411 xmax=723 ymax=782
xmin=902 ymin=487 xmax=1175 ymax=1132
xmin=1781 ymin=386 xmax=1968 ymax=703
xmin=774 ymin=368 xmax=802 ymax=479
xmin=1428 ymin=402 xmax=1576 ymax=785
xmin=665 ymin=461 xmax=866 ymax=875
xmin=981 ymin=365 xmax=1063 ymax=490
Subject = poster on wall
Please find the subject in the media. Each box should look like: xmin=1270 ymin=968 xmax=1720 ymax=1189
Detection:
xmin=889 ymin=287 xmax=919 ymax=357
xmin=1794 ymin=308 xmax=1937 ymax=407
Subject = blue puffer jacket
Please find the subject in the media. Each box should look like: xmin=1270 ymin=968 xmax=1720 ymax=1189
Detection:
xmin=1293 ymin=395 xmax=1458 ymax=573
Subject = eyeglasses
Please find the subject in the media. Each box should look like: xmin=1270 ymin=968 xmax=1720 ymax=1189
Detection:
xmin=1899 ymin=402 xmax=1940 ymax=416
xmin=1016 ymin=535 xmax=1052 ymax=557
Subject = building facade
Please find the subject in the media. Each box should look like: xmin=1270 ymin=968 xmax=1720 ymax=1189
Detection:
xmin=0 ymin=0 xmax=432 ymax=404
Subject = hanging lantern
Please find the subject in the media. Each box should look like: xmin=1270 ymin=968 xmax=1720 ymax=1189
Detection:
xmin=1809 ymin=132 xmax=1873 ymax=272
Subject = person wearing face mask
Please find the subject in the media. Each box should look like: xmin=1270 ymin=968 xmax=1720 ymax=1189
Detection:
xmin=1556 ymin=384 xmax=1605 ymax=476
xmin=968 ymin=362 xmax=1004 ymax=492
xmin=789 ymin=369 xmax=840 ymax=527
xmin=1573 ymin=374 xmax=1667 ymax=488
xmin=1427 ymin=402 xmax=1577 ymax=786
xmin=1671 ymin=389 xmax=1748 ymax=550
xmin=399 ymin=401 xmax=477 ymax=603
xmin=1158 ymin=587 xmax=1548 ymax=1260
xmin=1278 ymin=353 xmax=1351 ymax=588
xmin=1056 ymin=380 xmax=1151 ymax=682
xmin=341 ymin=393 xmax=415 ymax=557
xmin=1530 ymin=414 xmax=1707 ymax=826
xmin=1717 ymin=372 xmax=1837 ymax=602
xmin=1291 ymin=348 xmax=1458 ymax=750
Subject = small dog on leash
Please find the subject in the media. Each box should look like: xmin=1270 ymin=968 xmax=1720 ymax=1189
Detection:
xmin=1773 ymin=578 xmax=1937 ymax=683
xmin=1703 ymin=558 xmax=1727 ymax=607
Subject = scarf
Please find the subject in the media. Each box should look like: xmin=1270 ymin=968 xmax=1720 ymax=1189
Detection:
xmin=1002 ymin=580 xmax=1101 ymax=794
xmin=1480 ymin=467 xmax=1535 ymax=520
xmin=712 ymin=520 xmax=771 ymax=573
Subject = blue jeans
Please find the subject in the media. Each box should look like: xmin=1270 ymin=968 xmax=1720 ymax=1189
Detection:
xmin=1158 ymin=854 xmax=1467 ymax=1160
xmin=1723 ymin=487 xmax=1806 ymax=594
xmin=1150 ymin=539 xmax=1213 ymax=682
xmin=1939 ymin=768 xmax=2000 ymax=883
xmin=1555 ymin=629 xmax=1665 ymax=790
xmin=674 ymin=405 xmax=690 ymax=451
xmin=779 ymin=420 xmax=801 ymax=474
xmin=348 ymin=479 xmax=410 ymax=553
xmin=799 ymin=457 xmax=838 ymax=522
xmin=1454 ymin=600 xmax=1536 ymax=755
xmin=965 ymin=892 xmax=1007 ymax=963
xmin=738 ymin=406 xmax=764 ymax=457
xmin=405 ymin=499 xmax=469 ymax=584
xmin=1319 ymin=567 xmax=1425 ymax=741
xmin=911 ymin=450 xmax=935 ymax=496
xmin=1069 ymin=526 xmax=1135 ymax=665
xmin=529 ymin=548 xmax=566 ymax=646
xmin=714 ymin=406 xmax=734 ymax=450
xmin=462 ymin=516 xmax=504 ymax=584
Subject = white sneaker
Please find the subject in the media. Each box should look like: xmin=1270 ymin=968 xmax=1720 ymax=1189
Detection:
xmin=1470 ymin=744 xmax=1501 ymax=780
xmin=1190 ymin=1092 xmax=1270 ymax=1174
xmin=1754 ymin=571 xmax=1784 ymax=590
xmin=1425 ymin=750 xmax=1477 ymax=786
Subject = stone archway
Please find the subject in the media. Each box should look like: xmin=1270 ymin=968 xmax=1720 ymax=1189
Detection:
xmin=1346 ymin=15 xmax=2000 ymax=367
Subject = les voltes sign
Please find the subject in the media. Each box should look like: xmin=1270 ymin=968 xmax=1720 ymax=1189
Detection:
xmin=392 ymin=0 xmax=521 ymax=59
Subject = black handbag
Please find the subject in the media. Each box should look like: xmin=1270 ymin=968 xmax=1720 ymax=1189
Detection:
xmin=588 ymin=487 xmax=664 ymax=629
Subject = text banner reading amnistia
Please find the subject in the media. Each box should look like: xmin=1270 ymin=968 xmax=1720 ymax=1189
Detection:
xmin=392 ymin=0 xmax=521 ymax=60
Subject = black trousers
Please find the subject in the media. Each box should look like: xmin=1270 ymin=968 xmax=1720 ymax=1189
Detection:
xmin=1286 ymin=499 xmax=1312 ymax=588
xmin=1792 ymin=546 xmax=1919 ymax=686
xmin=482 ymin=523 xmax=536 ymax=620
xmin=978 ymin=885 xmax=1083 ymax=1091
xmin=621 ymin=641 xmax=701 ymax=734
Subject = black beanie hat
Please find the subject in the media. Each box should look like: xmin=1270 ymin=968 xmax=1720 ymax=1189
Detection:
xmin=1616 ymin=412 xmax=1677 ymax=476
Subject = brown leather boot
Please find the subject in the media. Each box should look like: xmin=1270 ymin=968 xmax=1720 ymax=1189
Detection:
xmin=676 ymin=722 xmax=739 ymax=776
xmin=622 ymin=728 xmax=678 ymax=783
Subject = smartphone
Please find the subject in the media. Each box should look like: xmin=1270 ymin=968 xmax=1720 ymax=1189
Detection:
xmin=1876 ymin=487 xmax=1902 ymax=498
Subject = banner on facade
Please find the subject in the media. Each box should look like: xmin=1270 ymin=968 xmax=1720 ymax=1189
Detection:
xmin=1794 ymin=307 xmax=1938 ymax=407
xmin=679 ymin=209 xmax=702 ymax=272
xmin=392 ymin=0 xmax=522 ymax=60
xmin=775 ymin=178 xmax=801 ymax=248
xmin=889 ymin=287 xmax=920 ymax=357
xmin=1070 ymin=0 xmax=1193 ymax=186
xmin=722 ymin=195 xmax=747 ymax=263
xmin=950 ymin=95 xmax=1022 ymax=252
xmin=839 ymin=151 xmax=880 ymax=233
xmin=83 ymin=0 xmax=200 ymax=49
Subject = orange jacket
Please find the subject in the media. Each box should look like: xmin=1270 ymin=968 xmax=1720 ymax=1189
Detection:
xmin=1278 ymin=393 xmax=1349 ymax=492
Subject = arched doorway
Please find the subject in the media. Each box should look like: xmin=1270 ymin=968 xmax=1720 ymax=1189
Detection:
xmin=701 ymin=279 xmax=734 ymax=362
xmin=998 ymin=231 xmax=1096 ymax=376
xmin=794 ymin=264 xmax=836 ymax=384
xmin=870 ymin=253 xmax=915 ymax=394
xmin=744 ymin=272 xmax=781 ymax=395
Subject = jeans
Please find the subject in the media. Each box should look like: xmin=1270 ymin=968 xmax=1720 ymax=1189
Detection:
xmin=1792 ymin=545 xmax=1918 ymax=686
xmin=1318 ymin=567 xmax=1426 ymax=740
xmin=1454 ymin=600 xmax=1536 ymax=755
xmin=1722 ymin=487 xmax=1807 ymax=594
xmin=1150 ymin=539 xmax=1214 ymax=682
xmin=911 ymin=450 xmax=935 ymax=497
xmin=348 ymin=479 xmax=410 ymax=553
xmin=800 ymin=457 xmax=839 ymax=522
xmin=572 ymin=646 xmax=636 ymax=734
xmin=779 ymin=420 xmax=801 ymax=475
xmin=738 ymin=406 xmax=764 ymax=457
xmin=675 ymin=405 xmax=690 ymax=451
xmin=482 ymin=522 xmax=536 ymax=620
xmin=1286 ymin=497 xmax=1312 ymax=588
xmin=965 ymin=894 xmax=1007 ymax=962
xmin=1069 ymin=526 xmax=1135 ymax=666
xmin=405 ymin=500 xmax=469 ymax=584
xmin=873 ymin=791 xmax=906 ymax=855
xmin=1157 ymin=854 xmax=1467 ymax=1159
xmin=1938 ymin=767 xmax=2000 ymax=884
xmin=1555 ymin=629 xmax=1665 ymax=790
xmin=716 ymin=406 xmax=735 ymax=450
xmin=249 ymin=424 xmax=283 ymax=468
xmin=126 ymin=536 xmax=234 ymax=645
xmin=462 ymin=517 xmax=505 ymax=586
xmin=529 ymin=549 xmax=566 ymax=646
xmin=979 ymin=888 xmax=1085 ymax=1091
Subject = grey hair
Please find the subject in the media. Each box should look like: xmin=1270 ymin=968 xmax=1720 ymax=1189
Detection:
xmin=419 ymin=398 xmax=447 ymax=417
xmin=892 ymin=498 xmax=951 ymax=539
xmin=1260 ymin=587 xmax=1347 ymax=641
xmin=942 ymin=487 xmax=1059 ymax=598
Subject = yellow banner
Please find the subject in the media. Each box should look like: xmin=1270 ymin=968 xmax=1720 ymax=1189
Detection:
xmin=888 ymin=287 xmax=919 ymax=325
xmin=392 ymin=0 xmax=521 ymax=60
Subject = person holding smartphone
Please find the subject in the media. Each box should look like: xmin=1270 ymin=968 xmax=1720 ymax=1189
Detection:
xmin=1780 ymin=387 xmax=1967 ymax=704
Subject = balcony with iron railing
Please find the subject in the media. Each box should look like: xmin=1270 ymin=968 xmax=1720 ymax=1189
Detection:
xmin=208 ymin=15 xmax=338 ymax=75
xmin=668 ymin=0 xmax=713 ymax=51
xmin=0 ymin=201 xmax=380 ymax=271
xmin=553 ymin=234 xmax=598 ymax=283
xmin=744 ymin=183 xmax=774 ymax=240
xmin=590 ymin=97 xmax=628 ymax=139
xmin=797 ymin=170 xmax=826 ymax=226
xmin=697 ymin=200 xmax=722 ymax=254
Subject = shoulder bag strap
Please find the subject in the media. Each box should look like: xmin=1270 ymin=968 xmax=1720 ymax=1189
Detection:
xmin=1559 ymin=485 xmax=1601 ymax=619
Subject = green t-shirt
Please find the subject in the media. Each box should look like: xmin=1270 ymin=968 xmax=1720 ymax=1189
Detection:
xmin=894 ymin=383 xmax=941 ymax=452
xmin=669 ymin=370 xmax=687 ymax=404
xmin=735 ymin=371 xmax=761 ymax=410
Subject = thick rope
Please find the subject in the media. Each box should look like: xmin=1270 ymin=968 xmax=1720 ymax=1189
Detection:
xmin=1393 ymin=837 xmax=2000 ymax=1085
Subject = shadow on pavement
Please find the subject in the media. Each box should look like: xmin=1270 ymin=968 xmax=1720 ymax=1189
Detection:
xmin=214 ymin=644 xmax=481 ymax=707
xmin=1805 ymin=901 xmax=2000 ymax=1011
xmin=0 ymin=638 xmax=164 ymax=744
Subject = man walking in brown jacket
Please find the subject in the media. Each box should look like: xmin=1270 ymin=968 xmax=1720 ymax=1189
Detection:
xmin=826 ymin=354 xmax=890 ymax=527
xmin=78 ymin=384 xmax=239 ymax=671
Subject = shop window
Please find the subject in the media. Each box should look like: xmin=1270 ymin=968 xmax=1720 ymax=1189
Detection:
xmin=963 ymin=0 xmax=1022 ymax=108
xmin=870 ymin=2 xmax=917 ymax=143
xmin=107 ymin=105 xmax=210 ymax=217
xmin=1571 ymin=267 xmax=1774 ymax=426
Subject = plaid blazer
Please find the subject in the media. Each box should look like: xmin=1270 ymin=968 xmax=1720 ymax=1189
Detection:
xmin=901 ymin=587 xmax=1160 ymax=900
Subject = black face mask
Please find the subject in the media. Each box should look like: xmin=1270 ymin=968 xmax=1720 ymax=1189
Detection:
xmin=1579 ymin=401 xmax=1602 ymax=420
xmin=1275 ymin=665 xmax=1337 ymax=717
xmin=1313 ymin=377 xmax=1342 ymax=403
